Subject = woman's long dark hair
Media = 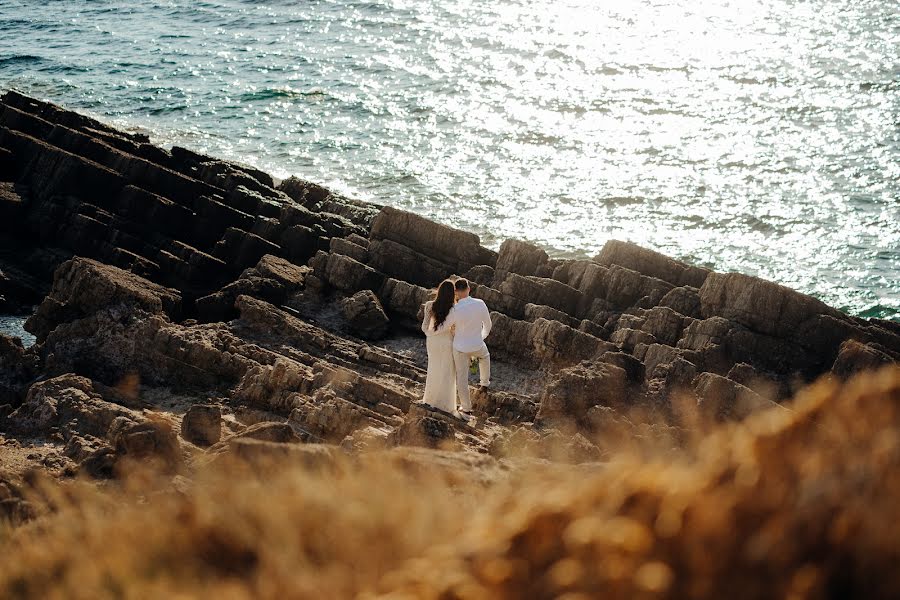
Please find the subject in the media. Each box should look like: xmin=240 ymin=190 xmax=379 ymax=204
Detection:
xmin=431 ymin=279 xmax=456 ymax=331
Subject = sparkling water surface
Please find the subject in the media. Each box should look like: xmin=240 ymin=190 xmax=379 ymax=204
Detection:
xmin=1 ymin=0 xmax=898 ymax=320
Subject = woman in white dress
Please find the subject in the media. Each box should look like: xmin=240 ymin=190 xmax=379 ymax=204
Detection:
xmin=421 ymin=279 xmax=458 ymax=415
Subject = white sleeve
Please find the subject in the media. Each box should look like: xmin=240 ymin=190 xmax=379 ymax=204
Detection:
xmin=421 ymin=302 xmax=432 ymax=335
xmin=443 ymin=307 xmax=458 ymax=328
xmin=480 ymin=301 xmax=493 ymax=338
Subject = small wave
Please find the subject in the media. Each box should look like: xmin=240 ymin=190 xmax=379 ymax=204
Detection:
xmin=0 ymin=54 xmax=47 ymax=66
xmin=238 ymin=87 xmax=331 ymax=102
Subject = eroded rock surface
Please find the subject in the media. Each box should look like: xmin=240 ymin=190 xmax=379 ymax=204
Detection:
xmin=0 ymin=90 xmax=896 ymax=502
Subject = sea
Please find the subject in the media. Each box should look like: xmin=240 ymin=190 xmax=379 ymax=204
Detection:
xmin=1 ymin=0 xmax=898 ymax=335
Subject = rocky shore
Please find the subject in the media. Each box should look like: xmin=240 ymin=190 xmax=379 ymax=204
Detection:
xmin=0 ymin=89 xmax=898 ymax=523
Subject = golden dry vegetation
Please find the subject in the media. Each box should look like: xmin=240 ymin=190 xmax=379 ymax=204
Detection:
xmin=1 ymin=366 xmax=899 ymax=600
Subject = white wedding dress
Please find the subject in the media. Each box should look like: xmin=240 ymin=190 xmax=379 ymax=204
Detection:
xmin=421 ymin=301 xmax=458 ymax=415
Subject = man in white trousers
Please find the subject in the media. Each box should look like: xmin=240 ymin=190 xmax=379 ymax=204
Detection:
xmin=444 ymin=278 xmax=492 ymax=417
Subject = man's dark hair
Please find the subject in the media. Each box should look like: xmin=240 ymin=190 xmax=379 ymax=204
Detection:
xmin=454 ymin=278 xmax=469 ymax=291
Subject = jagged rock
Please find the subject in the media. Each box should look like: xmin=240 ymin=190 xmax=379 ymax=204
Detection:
xmin=699 ymin=272 xmax=844 ymax=338
xmin=498 ymin=273 xmax=582 ymax=316
xmin=367 ymin=238 xmax=454 ymax=288
xmin=596 ymin=351 xmax=646 ymax=384
xmin=309 ymin=251 xmax=385 ymax=294
xmin=523 ymin=303 xmax=580 ymax=328
xmin=0 ymin=335 xmax=38 ymax=407
xmin=341 ymin=290 xmax=390 ymax=340
xmin=213 ymin=227 xmax=281 ymax=272
xmin=536 ymin=361 xmax=629 ymax=427
xmin=393 ymin=404 xmax=459 ymax=449
xmin=640 ymin=306 xmax=686 ymax=346
xmin=25 ymin=257 xmax=181 ymax=342
xmin=610 ymin=328 xmax=658 ymax=353
xmin=642 ymin=344 xmax=701 ymax=379
xmin=341 ymin=425 xmax=391 ymax=452
xmin=226 ymin=439 xmax=338 ymax=469
xmin=277 ymin=176 xmax=331 ymax=207
xmin=473 ymin=284 xmax=526 ymax=320
xmin=471 ymin=388 xmax=538 ymax=424
xmin=529 ymin=318 xmax=614 ymax=364
xmin=108 ymin=415 xmax=182 ymax=472
xmin=493 ymin=239 xmax=549 ymax=283
xmin=195 ymin=254 xmax=308 ymax=322
xmin=8 ymin=374 xmax=139 ymax=439
xmin=181 ymin=404 xmax=222 ymax=446
xmin=378 ymin=278 xmax=430 ymax=323
xmin=659 ymin=286 xmax=702 ymax=318
xmin=595 ymin=240 xmax=710 ymax=288
xmin=692 ymin=372 xmax=778 ymax=421
xmin=832 ymin=340 xmax=894 ymax=378
xmin=330 ymin=236 xmax=369 ymax=263
xmin=464 ymin=265 xmax=495 ymax=287
xmin=602 ymin=265 xmax=674 ymax=311
xmin=224 ymin=421 xmax=300 ymax=444
xmin=370 ymin=206 xmax=492 ymax=270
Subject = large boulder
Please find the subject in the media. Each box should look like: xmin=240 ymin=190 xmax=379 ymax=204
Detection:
xmin=370 ymin=206 xmax=490 ymax=269
xmin=180 ymin=404 xmax=222 ymax=446
xmin=8 ymin=374 xmax=138 ymax=438
xmin=692 ymin=372 xmax=778 ymax=421
xmin=498 ymin=273 xmax=582 ymax=316
xmin=699 ymin=272 xmax=844 ymax=338
xmin=493 ymin=239 xmax=549 ymax=283
xmin=367 ymin=238 xmax=454 ymax=288
xmin=831 ymin=340 xmax=895 ymax=378
xmin=536 ymin=361 xmax=629 ymax=427
xmin=25 ymin=257 xmax=182 ymax=342
xmin=309 ymin=251 xmax=385 ymax=294
xmin=0 ymin=335 xmax=38 ymax=407
xmin=340 ymin=290 xmax=390 ymax=340
xmin=602 ymin=265 xmax=674 ymax=311
xmin=595 ymin=240 xmax=710 ymax=288
xmin=195 ymin=254 xmax=308 ymax=322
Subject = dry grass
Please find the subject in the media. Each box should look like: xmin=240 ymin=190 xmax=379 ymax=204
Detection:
xmin=1 ymin=366 xmax=899 ymax=599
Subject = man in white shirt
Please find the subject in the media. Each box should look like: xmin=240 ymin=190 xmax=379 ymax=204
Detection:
xmin=443 ymin=278 xmax=492 ymax=415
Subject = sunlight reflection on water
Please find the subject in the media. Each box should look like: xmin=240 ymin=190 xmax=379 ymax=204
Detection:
xmin=1 ymin=0 xmax=897 ymax=318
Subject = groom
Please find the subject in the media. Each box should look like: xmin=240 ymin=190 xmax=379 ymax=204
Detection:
xmin=444 ymin=278 xmax=492 ymax=416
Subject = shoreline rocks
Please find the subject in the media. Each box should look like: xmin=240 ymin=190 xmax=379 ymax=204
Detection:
xmin=0 ymin=89 xmax=897 ymax=492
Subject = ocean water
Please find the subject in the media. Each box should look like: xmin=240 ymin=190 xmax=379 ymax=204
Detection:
xmin=0 ymin=0 xmax=898 ymax=321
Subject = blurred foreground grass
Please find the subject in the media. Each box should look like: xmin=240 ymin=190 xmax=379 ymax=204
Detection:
xmin=1 ymin=366 xmax=899 ymax=599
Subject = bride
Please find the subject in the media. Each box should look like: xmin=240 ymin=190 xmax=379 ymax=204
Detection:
xmin=421 ymin=279 xmax=458 ymax=415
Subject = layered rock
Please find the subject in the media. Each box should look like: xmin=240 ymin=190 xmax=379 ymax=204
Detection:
xmin=0 ymin=90 xmax=896 ymax=496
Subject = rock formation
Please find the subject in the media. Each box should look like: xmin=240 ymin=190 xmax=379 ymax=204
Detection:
xmin=0 ymin=90 xmax=898 ymax=495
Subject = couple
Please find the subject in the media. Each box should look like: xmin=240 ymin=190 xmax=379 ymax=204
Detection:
xmin=420 ymin=278 xmax=492 ymax=420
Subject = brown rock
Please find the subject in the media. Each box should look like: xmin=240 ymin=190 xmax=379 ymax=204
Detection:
xmin=595 ymin=240 xmax=710 ymax=287
xmin=699 ymin=272 xmax=844 ymax=338
xmin=529 ymin=318 xmax=613 ymax=364
xmin=340 ymin=290 xmax=390 ymax=340
xmin=370 ymin=206 xmax=488 ymax=269
xmin=832 ymin=340 xmax=894 ymax=378
xmin=610 ymin=328 xmax=658 ymax=353
xmin=181 ymin=404 xmax=222 ymax=446
xmin=329 ymin=237 xmax=369 ymax=263
xmin=693 ymin=372 xmax=779 ymax=421
xmin=367 ymin=238 xmax=454 ymax=288
xmin=640 ymin=306 xmax=686 ymax=346
xmin=536 ymin=361 xmax=629 ymax=427
xmin=309 ymin=251 xmax=386 ymax=294
xmin=659 ymin=286 xmax=702 ymax=318
xmin=108 ymin=415 xmax=182 ymax=472
xmin=26 ymin=257 xmax=181 ymax=341
xmin=9 ymin=374 xmax=139 ymax=439
xmin=493 ymin=239 xmax=549 ymax=283
xmin=277 ymin=176 xmax=331 ymax=206
xmin=498 ymin=273 xmax=582 ymax=316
